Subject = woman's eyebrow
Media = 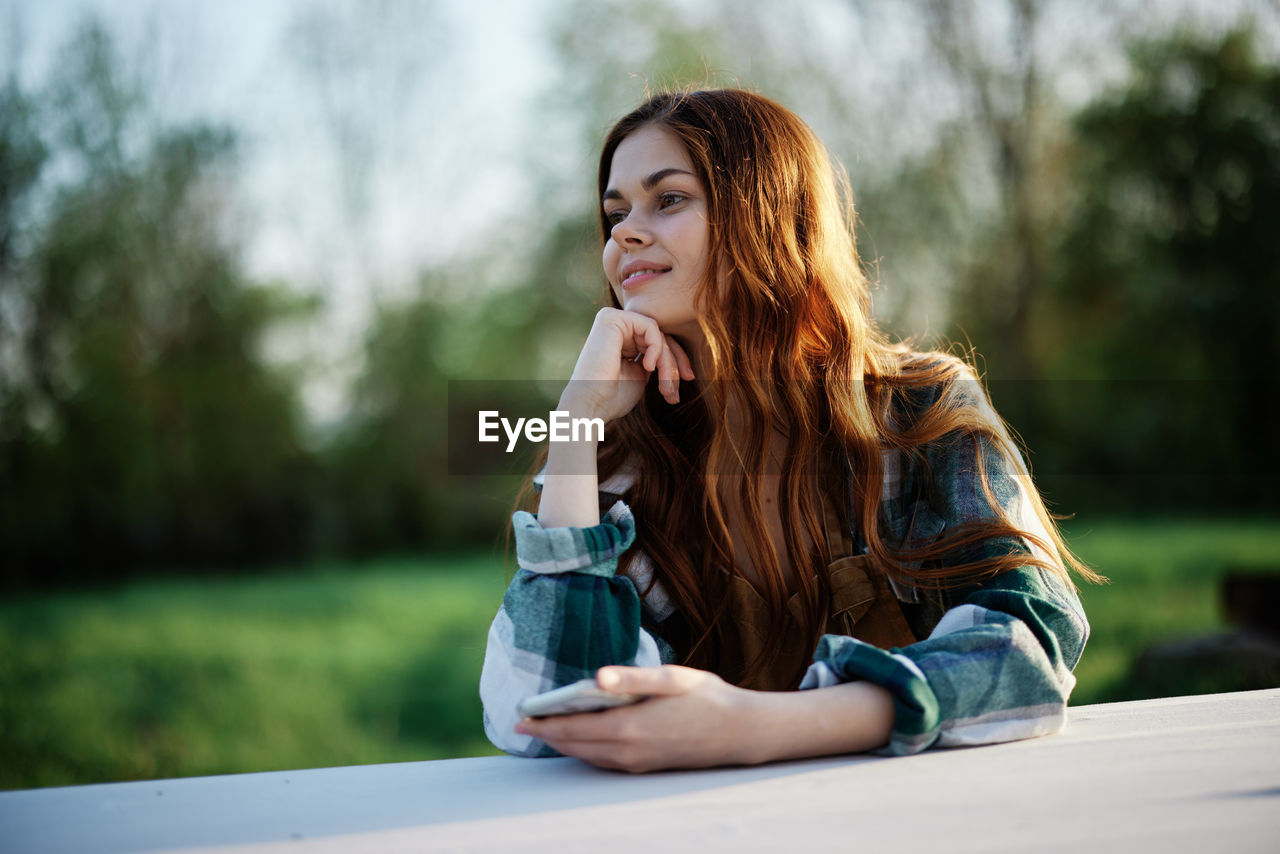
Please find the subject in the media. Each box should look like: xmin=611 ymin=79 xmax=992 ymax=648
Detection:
xmin=602 ymin=167 xmax=696 ymax=201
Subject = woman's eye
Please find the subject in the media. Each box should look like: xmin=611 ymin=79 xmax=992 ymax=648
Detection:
xmin=605 ymin=209 xmax=627 ymax=225
xmin=659 ymin=193 xmax=685 ymax=209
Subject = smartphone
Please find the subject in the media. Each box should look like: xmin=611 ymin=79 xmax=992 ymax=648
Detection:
xmin=517 ymin=678 xmax=644 ymax=718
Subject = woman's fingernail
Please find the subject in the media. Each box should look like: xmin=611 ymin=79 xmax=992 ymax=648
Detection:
xmin=598 ymin=669 xmax=620 ymax=689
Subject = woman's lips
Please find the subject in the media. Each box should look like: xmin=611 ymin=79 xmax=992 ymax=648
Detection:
xmin=620 ymin=268 xmax=669 ymax=288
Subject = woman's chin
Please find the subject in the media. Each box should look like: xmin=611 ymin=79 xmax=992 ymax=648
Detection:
xmin=619 ymin=300 xmax=661 ymax=323
xmin=621 ymin=303 xmax=678 ymax=327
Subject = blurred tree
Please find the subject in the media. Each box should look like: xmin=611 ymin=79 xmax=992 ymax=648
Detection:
xmin=282 ymin=1 xmax=518 ymax=553
xmin=0 ymin=77 xmax=45 ymax=281
xmin=324 ymin=273 xmax=465 ymax=553
xmin=921 ymin=0 xmax=1053 ymax=380
xmin=0 ymin=74 xmax=48 ymax=442
xmin=838 ymin=0 xmax=1083 ymax=355
xmin=313 ymin=0 xmax=743 ymax=552
xmin=285 ymin=0 xmax=447 ymax=290
xmin=500 ymin=0 xmax=735 ymax=381
xmin=1038 ymin=27 xmax=1280 ymax=509
xmin=0 ymin=21 xmax=316 ymax=586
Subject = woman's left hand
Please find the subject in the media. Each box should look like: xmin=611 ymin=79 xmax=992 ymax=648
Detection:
xmin=514 ymin=665 xmax=762 ymax=773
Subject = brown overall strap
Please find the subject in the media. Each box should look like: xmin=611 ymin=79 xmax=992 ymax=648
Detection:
xmin=713 ymin=472 xmax=918 ymax=691
xmin=820 ymin=470 xmax=918 ymax=651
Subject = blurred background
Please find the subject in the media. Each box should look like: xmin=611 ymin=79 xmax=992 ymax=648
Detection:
xmin=2 ymin=0 xmax=1278 ymax=789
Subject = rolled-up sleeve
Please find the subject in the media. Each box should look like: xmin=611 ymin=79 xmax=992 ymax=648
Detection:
xmin=802 ymin=373 xmax=1090 ymax=754
xmin=802 ymin=565 xmax=1089 ymax=754
xmin=479 ymin=501 xmax=666 ymax=757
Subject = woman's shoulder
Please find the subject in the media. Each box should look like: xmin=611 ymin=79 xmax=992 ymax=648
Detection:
xmin=894 ymin=348 xmax=974 ymax=380
xmin=883 ymin=348 xmax=992 ymax=426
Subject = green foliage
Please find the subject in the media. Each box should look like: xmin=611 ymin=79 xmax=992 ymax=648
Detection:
xmin=0 ymin=553 xmax=507 ymax=789
xmin=0 ymin=22 xmax=317 ymax=585
xmin=324 ymin=288 xmax=451 ymax=553
xmin=0 ymin=78 xmax=46 ymax=273
xmin=1050 ymin=27 xmax=1280 ymax=372
xmin=308 ymin=0 xmax=743 ymax=555
xmin=1065 ymin=516 xmax=1280 ymax=705
xmin=953 ymin=27 xmax=1280 ymax=514
xmin=322 ymin=274 xmax=524 ymax=554
xmin=548 ymin=0 xmax=731 ymax=138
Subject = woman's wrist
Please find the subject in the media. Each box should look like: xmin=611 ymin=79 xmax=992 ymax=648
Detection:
xmin=556 ymin=385 xmax=619 ymax=426
xmin=743 ymin=681 xmax=895 ymax=765
xmin=535 ymin=437 xmax=601 ymax=529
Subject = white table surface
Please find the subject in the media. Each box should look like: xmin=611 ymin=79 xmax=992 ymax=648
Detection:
xmin=2 ymin=689 xmax=1277 ymax=853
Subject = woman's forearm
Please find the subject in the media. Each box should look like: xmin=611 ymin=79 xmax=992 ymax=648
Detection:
xmin=515 ymin=666 xmax=894 ymax=771
xmin=534 ymin=437 xmax=602 ymax=529
xmin=742 ymin=681 xmax=895 ymax=764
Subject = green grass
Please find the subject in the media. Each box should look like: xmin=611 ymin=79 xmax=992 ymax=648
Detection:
xmin=0 ymin=553 xmax=511 ymax=790
xmin=1062 ymin=517 xmax=1280 ymax=705
xmin=2 ymin=517 xmax=1277 ymax=790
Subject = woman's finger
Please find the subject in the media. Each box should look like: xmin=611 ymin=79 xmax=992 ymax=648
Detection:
xmin=531 ymin=732 xmax=634 ymax=771
xmin=516 ymin=709 xmax=630 ymax=743
xmin=597 ymin=665 xmax=703 ymax=697
xmin=666 ymin=335 xmax=696 ymax=382
xmin=630 ymin=319 xmax=665 ymax=374
xmin=550 ymin=740 xmax=639 ymax=772
xmin=656 ymin=341 xmax=681 ymax=404
xmin=620 ymin=348 xmax=647 ymax=380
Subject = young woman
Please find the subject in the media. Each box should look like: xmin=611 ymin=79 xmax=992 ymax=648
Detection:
xmin=479 ymin=89 xmax=1096 ymax=772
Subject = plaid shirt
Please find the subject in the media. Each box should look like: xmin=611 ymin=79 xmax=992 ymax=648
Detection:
xmin=480 ymin=383 xmax=1090 ymax=758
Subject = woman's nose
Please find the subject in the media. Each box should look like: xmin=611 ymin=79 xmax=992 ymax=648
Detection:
xmin=611 ymin=213 xmax=652 ymax=247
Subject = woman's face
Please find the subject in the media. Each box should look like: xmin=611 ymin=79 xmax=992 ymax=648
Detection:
xmin=602 ymin=124 xmax=710 ymax=341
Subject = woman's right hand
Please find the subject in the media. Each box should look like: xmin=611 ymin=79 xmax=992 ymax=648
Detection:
xmin=558 ymin=308 xmax=695 ymax=423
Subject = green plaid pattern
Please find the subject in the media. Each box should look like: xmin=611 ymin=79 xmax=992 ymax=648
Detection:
xmin=800 ymin=561 xmax=1085 ymax=754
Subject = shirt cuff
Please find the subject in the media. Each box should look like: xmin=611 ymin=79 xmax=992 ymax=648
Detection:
xmin=512 ymin=501 xmax=636 ymax=577
xmin=799 ymin=634 xmax=942 ymax=755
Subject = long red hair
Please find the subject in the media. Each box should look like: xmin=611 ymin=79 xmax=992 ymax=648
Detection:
xmin=527 ymin=89 xmax=1097 ymax=687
